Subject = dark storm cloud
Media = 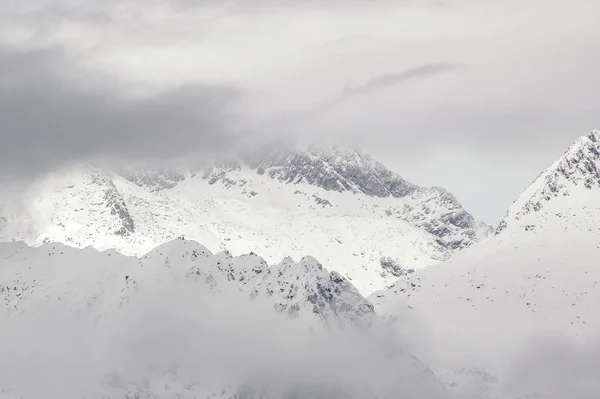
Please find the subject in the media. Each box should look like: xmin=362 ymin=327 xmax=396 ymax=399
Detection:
xmin=0 ymin=44 xmax=241 ymax=176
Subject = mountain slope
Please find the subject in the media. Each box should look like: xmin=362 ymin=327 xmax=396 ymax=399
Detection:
xmin=0 ymin=237 xmax=374 ymax=326
xmin=496 ymin=128 xmax=600 ymax=235
xmin=0 ymin=238 xmax=447 ymax=399
xmin=0 ymin=145 xmax=490 ymax=295
xmin=370 ymin=128 xmax=600 ymax=398
xmin=187 ymin=145 xmax=492 ymax=250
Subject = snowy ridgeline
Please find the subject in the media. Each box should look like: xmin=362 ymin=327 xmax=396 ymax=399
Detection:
xmin=0 ymin=144 xmax=492 ymax=297
xmin=1 ymin=130 xmax=599 ymax=399
xmin=3 ymin=223 xmax=600 ymax=399
xmin=370 ymin=129 xmax=600 ymax=399
xmin=369 ymin=217 xmax=600 ymax=399
xmin=0 ymin=238 xmax=446 ymax=399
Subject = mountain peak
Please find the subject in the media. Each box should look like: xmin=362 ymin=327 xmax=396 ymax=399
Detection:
xmin=496 ymin=128 xmax=600 ymax=234
xmin=244 ymin=143 xmax=423 ymax=199
xmin=0 ymin=143 xmax=490 ymax=295
xmin=117 ymin=143 xmax=490 ymax=252
xmin=587 ymin=128 xmax=600 ymax=142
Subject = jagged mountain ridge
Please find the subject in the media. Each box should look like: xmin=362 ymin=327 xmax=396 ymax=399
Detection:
xmin=126 ymin=145 xmax=492 ymax=250
xmin=0 ymin=238 xmax=447 ymax=399
xmin=0 ymin=237 xmax=373 ymax=326
xmin=0 ymin=145 xmax=490 ymax=295
xmin=251 ymin=145 xmax=493 ymax=248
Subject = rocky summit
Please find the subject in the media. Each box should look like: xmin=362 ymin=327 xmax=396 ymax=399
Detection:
xmin=0 ymin=145 xmax=490 ymax=295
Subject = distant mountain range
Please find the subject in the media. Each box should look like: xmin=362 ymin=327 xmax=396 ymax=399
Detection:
xmin=1 ymin=129 xmax=599 ymax=398
xmin=0 ymin=144 xmax=491 ymax=295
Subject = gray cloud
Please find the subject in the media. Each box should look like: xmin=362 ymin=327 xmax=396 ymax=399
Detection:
xmin=1 ymin=0 xmax=599 ymax=223
xmin=0 ymin=266 xmax=446 ymax=399
xmin=167 ymin=0 xmax=427 ymax=11
xmin=341 ymin=63 xmax=461 ymax=99
xmin=501 ymin=334 xmax=600 ymax=399
xmin=0 ymin=44 xmax=241 ymax=178
xmin=264 ymin=62 xmax=461 ymax=140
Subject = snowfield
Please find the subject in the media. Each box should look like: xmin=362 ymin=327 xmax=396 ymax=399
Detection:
xmin=1 ymin=130 xmax=599 ymax=398
xmin=0 ymin=238 xmax=447 ymax=399
xmin=371 ymin=129 xmax=600 ymax=398
xmin=0 ymin=145 xmax=490 ymax=296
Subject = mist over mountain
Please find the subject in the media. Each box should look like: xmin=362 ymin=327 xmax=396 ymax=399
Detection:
xmin=1 ymin=128 xmax=599 ymax=398
xmin=371 ymin=129 xmax=600 ymax=398
xmin=2 ymin=0 xmax=599 ymax=397
xmin=0 ymin=145 xmax=491 ymax=295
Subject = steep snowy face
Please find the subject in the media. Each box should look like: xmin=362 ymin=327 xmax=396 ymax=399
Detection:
xmin=140 ymin=238 xmax=375 ymax=327
xmin=242 ymin=145 xmax=489 ymax=250
xmin=370 ymin=230 xmax=600 ymax=399
xmin=117 ymin=145 xmax=490 ymax=252
xmin=0 ymin=238 xmax=373 ymax=325
xmin=120 ymin=145 xmax=490 ymax=251
xmin=0 ymin=240 xmax=446 ymax=399
xmin=496 ymin=129 xmax=600 ymax=235
xmin=369 ymin=129 xmax=600 ymax=399
xmin=148 ymin=145 xmax=489 ymax=251
xmin=246 ymin=146 xmax=419 ymax=197
xmin=0 ymin=169 xmax=137 ymax=243
xmin=92 ymin=173 xmax=136 ymax=236
xmin=0 ymin=145 xmax=489 ymax=295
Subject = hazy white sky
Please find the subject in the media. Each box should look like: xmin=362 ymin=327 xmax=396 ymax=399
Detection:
xmin=1 ymin=0 xmax=599 ymax=223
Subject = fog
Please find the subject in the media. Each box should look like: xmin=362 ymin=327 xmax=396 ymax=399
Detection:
xmin=2 ymin=0 xmax=599 ymax=221
xmin=1 ymin=0 xmax=599 ymax=397
xmin=0 ymin=275 xmax=445 ymax=398
xmin=2 ymin=277 xmax=600 ymax=398
xmin=387 ymin=304 xmax=600 ymax=399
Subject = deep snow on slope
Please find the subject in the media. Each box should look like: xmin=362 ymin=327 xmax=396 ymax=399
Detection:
xmin=0 ymin=237 xmax=375 ymax=326
xmin=0 ymin=145 xmax=490 ymax=295
xmin=496 ymin=128 xmax=600 ymax=234
xmin=0 ymin=238 xmax=447 ymax=399
xmin=155 ymin=144 xmax=492 ymax=249
xmin=370 ymin=129 xmax=600 ymax=399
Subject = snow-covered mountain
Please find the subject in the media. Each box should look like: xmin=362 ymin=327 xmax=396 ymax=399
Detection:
xmin=495 ymin=128 xmax=600 ymax=235
xmin=1 ymin=237 xmax=378 ymax=330
xmin=129 ymin=145 xmax=492 ymax=250
xmin=0 ymin=238 xmax=447 ymax=399
xmin=0 ymin=145 xmax=490 ymax=295
xmin=370 ymin=129 xmax=600 ymax=398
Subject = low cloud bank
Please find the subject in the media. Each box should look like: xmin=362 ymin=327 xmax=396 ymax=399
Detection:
xmin=0 ymin=281 xmax=446 ymax=398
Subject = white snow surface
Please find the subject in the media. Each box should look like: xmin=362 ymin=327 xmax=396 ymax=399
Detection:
xmin=0 ymin=238 xmax=447 ymax=399
xmin=3 ymin=131 xmax=599 ymax=398
xmin=0 ymin=146 xmax=490 ymax=296
xmin=371 ymin=129 xmax=600 ymax=398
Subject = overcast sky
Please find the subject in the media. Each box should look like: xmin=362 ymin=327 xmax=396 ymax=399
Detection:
xmin=1 ymin=0 xmax=599 ymax=223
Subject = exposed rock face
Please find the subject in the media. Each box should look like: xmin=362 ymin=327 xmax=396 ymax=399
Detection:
xmin=151 ymin=239 xmax=375 ymax=327
xmin=0 ymin=238 xmax=373 ymax=325
xmin=92 ymin=174 xmax=135 ymax=236
xmin=246 ymin=146 xmax=419 ymax=198
xmin=202 ymin=157 xmax=243 ymax=185
xmin=122 ymin=167 xmax=187 ymax=192
xmin=120 ymin=145 xmax=489 ymax=252
xmin=0 ymin=145 xmax=489 ymax=295
xmin=204 ymin=145 xmax=489 ymax=251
